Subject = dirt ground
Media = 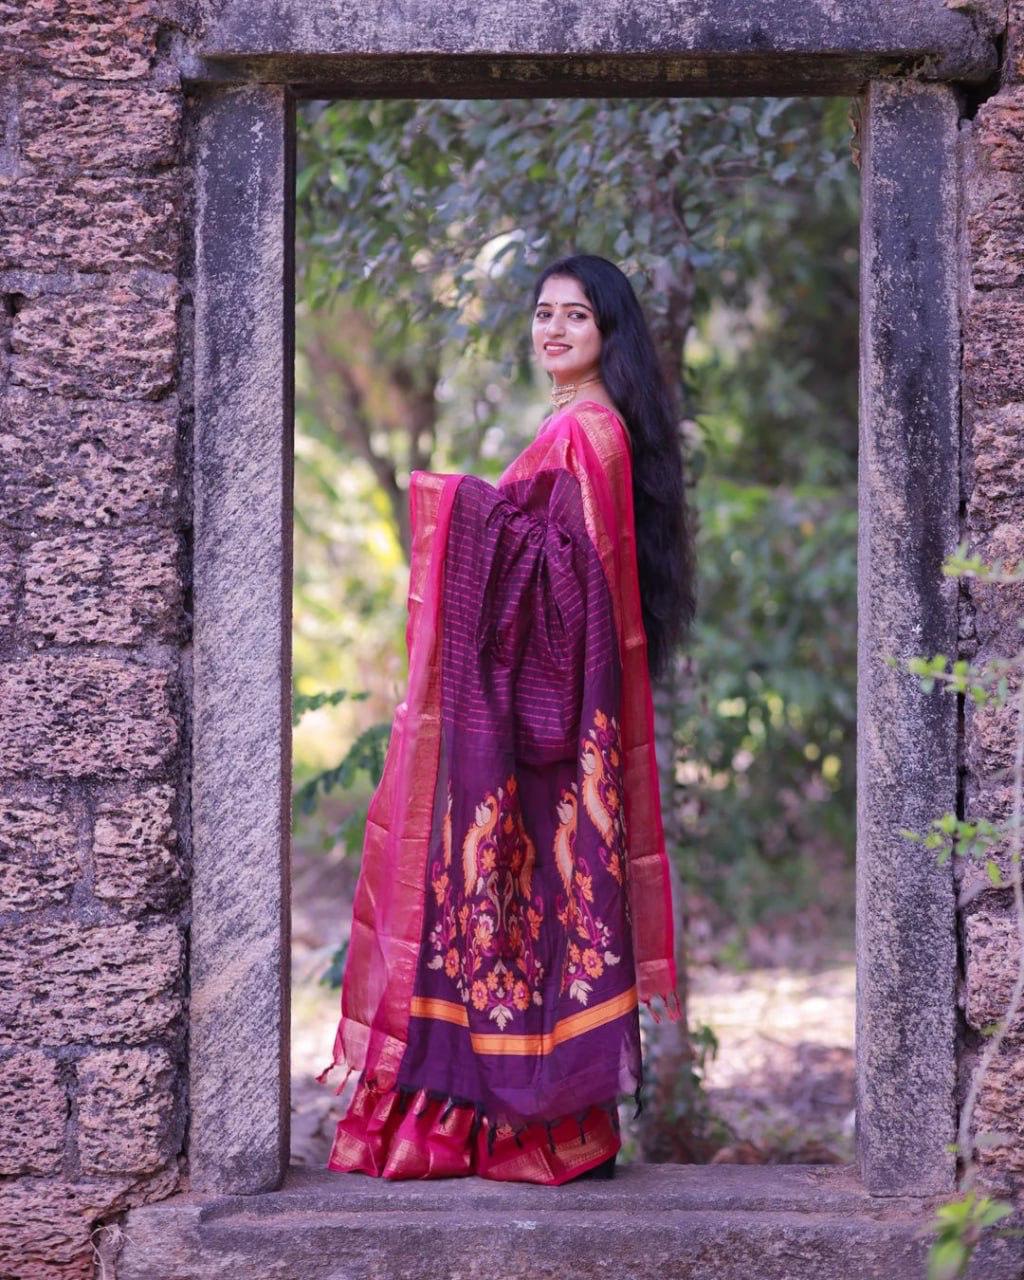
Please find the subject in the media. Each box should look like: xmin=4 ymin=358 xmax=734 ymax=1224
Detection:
xmin=290 ymin=845 xmax=855 ymax=1170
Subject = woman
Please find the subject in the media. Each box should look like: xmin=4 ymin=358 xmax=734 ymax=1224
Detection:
xmin=319 ymin=254 xmax=696 ymax=1184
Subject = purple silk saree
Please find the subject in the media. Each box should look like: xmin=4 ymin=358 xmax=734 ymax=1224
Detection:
xmin=320 ymin=400 xmax=679 ymax=1182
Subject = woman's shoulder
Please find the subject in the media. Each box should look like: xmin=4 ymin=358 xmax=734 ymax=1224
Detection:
xmin=565 ymin=398 xmax=632 ymax=459
xmin=512 ymin=399 xmax=631 ymax=485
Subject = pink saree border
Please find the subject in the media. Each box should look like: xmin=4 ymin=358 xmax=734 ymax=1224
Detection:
xmin=324 ymin=470 xmax=462 ymax=1090
xmin=502 ymin=403 xmax=678 ymax=1008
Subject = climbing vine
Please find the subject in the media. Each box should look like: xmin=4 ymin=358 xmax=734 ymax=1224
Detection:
xmin=895 ymin=545 xmax=1024 ymax=1277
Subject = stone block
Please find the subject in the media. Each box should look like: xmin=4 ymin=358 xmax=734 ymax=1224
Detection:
xmin=1010 ymin=1 xmax=1024 ymax=82
xmin=19 ymin=78 xmax=181 ymax=171
xmin=0 ymin=654 xmax=179 ymax=779
xmin=964 ymin=291 xmax=1024 ymax=410
xmin=967 ymin=165 xmax=1024 ymax=290
xmin=959 ymin=0 xmax=1015 ymax=37
xmin=0 ymin=1166 xmax=181 ymax=1280
xmin=22 ymin=526 xmax=182 ymax=645
xmin=77 ymin=1047 xmax=178 ymax=1174
xmin=965 ymin=678 xmax=1021 ymax=780
xmin=975 ymin=85 xmax=1024 ymax=171
xmin=0 ymin=296 xmax=10 ymax=389
xmin=0 ymin=919 xmax=184 ymax=1048
xmin=973 ymin=1043 xmax=1024 ymax=1181
xmin=0 ymin=790 xmax=79 ymax=912
xmin=0 ymin=530 xmax=17 ymax=635
xmin=960 ymin=775 xmax=1018 ymax=901
xmin=0 ymin=0 xmax=160 ymax=81
xmin=964 ymin=524 xmax=1024 ymax=658
xmin=966 ymin=403 xmax=1024 ymax=532
xmin=0 ymin=174 xmax=181 ymax=273
xmin=0 ymin=390 xmax=180 ymax=529
xmin=0 ymin=1179 xmax=112 ymax=1280
xmin=0 ymin=1050 xmax=67 ymax=1175
xmin=93 ymin=784 xmax=185 ymax=911
xmin=964 ymin=904 xmax=1024 ymax=1035
xmin=10 ymin=279 xmax=178 ymax=401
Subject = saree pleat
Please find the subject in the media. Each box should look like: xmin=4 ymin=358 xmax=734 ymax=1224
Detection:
xmin=328 ymin=1080 xmax=619 ymax=1184
xmin=321 ymin=401 xmax=679 ymax=1182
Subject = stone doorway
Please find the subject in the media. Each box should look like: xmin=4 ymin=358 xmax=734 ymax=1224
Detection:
xmin=121 ymin=3 xmax=1009 ymax=1274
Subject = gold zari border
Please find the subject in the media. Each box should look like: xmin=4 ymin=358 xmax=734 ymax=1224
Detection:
xmin=409 ymin=985 xmax=638 ymax=1056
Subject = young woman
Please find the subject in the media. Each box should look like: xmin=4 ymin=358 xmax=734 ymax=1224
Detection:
xmin=319 ymin=253 xmax=696 ymax=1184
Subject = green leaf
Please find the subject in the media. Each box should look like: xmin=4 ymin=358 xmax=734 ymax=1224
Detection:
xmin=977 ymin=1201 xmax=1014 ymax=1226
xmin=293 ymin=687 xmax=370 ymax=726
xmin=328 ymin=159 xmax=350 ymax=192
xmin=295 ymin=162 xmax=323 ymax=200
xmin=927 ymin=1237 xmax=968 ymax=1280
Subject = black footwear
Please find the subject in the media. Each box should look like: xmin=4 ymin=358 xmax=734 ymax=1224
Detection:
xmin=572 ymin=1153 xmax=617 ymax=1181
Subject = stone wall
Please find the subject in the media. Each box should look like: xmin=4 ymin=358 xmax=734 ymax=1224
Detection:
xmin=960 ymin=1 xmax=1024 ymax=1194
xmin=0 ymin=2 xmax=194 ymax=1275
xmin=1 ymin=0 xmax=1024 ymax=1276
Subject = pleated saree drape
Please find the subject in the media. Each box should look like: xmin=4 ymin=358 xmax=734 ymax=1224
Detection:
xmin=319 ymin=400 xmax=679 ymax=1183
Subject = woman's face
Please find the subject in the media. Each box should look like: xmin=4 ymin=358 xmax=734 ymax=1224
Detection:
xmin=532 ymin=275 xmax=603 ymax=385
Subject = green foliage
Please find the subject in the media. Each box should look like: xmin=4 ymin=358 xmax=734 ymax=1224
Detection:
xmin=897 ymin=546 xmax=1024 ymax=1276
xmin=293 ymin=720 xmax=390 ymax=820
xmin=320 ymin=939 xmax=349 ymax=990
xmin=655 ymin=1013 xmax=727 ymax=1136
xmin=627 ymin=1017 xmax=731 ymax=1163
xmin=675 ymin=478 xmax=858 ymax=932
xmin=293 ymin=101 xmax=862 ymax=1175
xmin=295 ymin=93 xmax=861 ymax=957
xmin=296 ymin=95 xmax=856 ymax=387
xmin=292 ymin=705 xmax=391 ymax=858
xmin=900 ymin=813 xmax=1005 ymax=868
xmin=293 ymin=687 xmax=370 ymax=726
xmin=926 ymin=1190 xmax=1018 ymax=1280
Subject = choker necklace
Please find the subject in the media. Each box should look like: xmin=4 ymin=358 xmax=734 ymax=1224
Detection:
xmin=549 ymin=375 xmax=602 ymax=411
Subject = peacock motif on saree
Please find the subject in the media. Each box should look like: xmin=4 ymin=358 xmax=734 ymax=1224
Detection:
xmin=553 ymin=707 xmax=625 ymax=1007
xmin=427 ymin=775 xmax=544 ymax=1029
xmin=581 ymin=707 xmax=627 ymax=890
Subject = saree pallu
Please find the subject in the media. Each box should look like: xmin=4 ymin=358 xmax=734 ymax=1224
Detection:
xmin=320 ymin=400 xmax=679 ymax=1184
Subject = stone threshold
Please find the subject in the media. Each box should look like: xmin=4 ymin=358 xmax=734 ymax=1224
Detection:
xmin=115 ymin=1164 xmax=1024 ymax=1278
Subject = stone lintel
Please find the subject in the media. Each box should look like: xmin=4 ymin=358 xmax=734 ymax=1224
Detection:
xmin=193 ymin=0 xmax=998 ymax=91
xmin=183 ymin=52 xmax=957 ymax=98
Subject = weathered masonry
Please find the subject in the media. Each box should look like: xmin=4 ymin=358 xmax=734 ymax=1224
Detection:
xmin=1 ymin=1 xmax=1024 ymax=1276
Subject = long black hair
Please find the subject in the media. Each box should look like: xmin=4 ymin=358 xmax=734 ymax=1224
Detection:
xmin=532 ymin=254 xmax=697 ymax=680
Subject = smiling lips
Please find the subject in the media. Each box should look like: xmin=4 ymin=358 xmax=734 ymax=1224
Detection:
xmin=544 ymin=343 xmax=572 ymax=354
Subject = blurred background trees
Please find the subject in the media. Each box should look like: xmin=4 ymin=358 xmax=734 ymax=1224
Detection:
xmin=290 ymin=94 xmax=861 ymax=1166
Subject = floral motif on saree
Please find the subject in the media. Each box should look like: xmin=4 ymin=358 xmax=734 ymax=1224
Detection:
xmin=426 ymin=775 xmax=547 ymax=1029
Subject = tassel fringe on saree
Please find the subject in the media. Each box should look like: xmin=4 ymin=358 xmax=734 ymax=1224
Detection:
xmin=319 ymin=400 xmax=680 ymax=1184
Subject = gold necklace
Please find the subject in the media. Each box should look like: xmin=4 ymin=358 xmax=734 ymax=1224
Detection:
xmin=549 ymin=375 xmax=602 ymax=411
